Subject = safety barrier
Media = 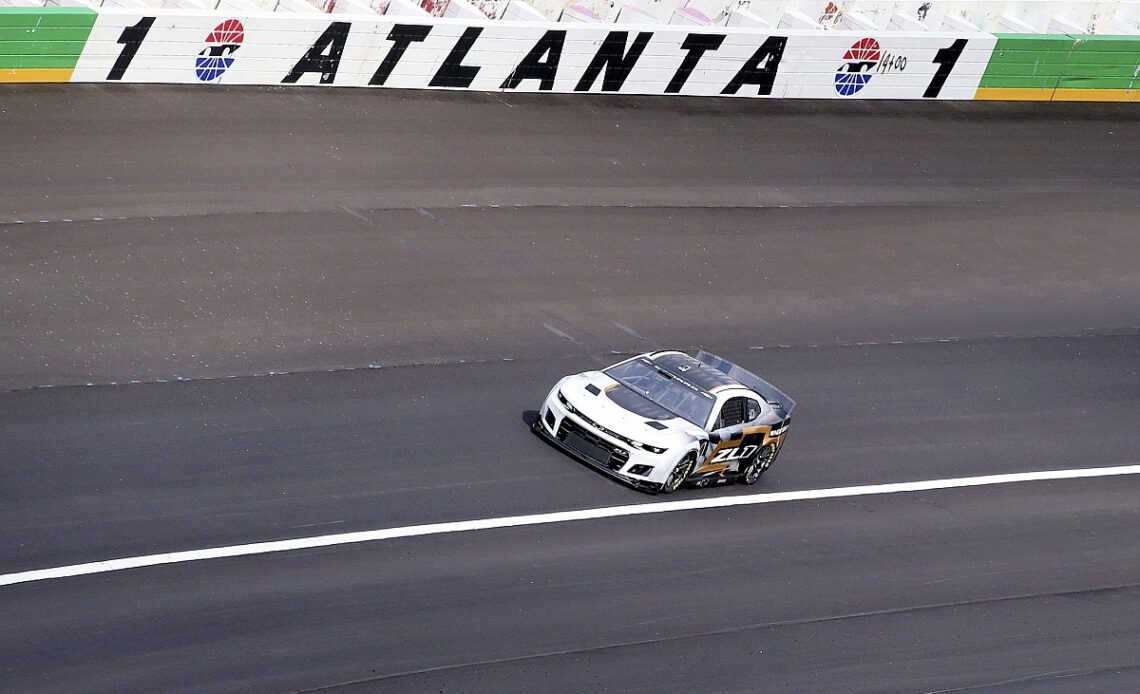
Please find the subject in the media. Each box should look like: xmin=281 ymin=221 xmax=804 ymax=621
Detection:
xmin=977 ymin=34 xmax=1140 ymax=100
xmin=0 ymin=7 xmax=96 ymax=82
xmin=1 ymin=7 xmax=1137 ymax=100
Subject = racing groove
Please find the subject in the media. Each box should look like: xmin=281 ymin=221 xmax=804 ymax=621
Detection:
xmin=1 ymin=87 xmax=1139 ymax=693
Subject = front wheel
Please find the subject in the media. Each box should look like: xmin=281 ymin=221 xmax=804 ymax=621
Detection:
xmin=738 ymin=444 xmax=777 ymax=485
xmin=659 ymin=452 xmax=696 ymax=494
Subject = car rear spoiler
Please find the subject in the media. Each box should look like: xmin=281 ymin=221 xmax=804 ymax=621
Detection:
xmin=695 ymin=350 xmax=797 ymax=419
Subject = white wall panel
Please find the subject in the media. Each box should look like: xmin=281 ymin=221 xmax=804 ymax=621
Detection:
xmin=69 ymin=8 xmax=995 ymax=97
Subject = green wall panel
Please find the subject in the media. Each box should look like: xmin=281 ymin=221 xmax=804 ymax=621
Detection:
xmin=0 ymin=8 xmax=97 ymax=71
xmin=980 ymin=34 xmax=1140 ymax=94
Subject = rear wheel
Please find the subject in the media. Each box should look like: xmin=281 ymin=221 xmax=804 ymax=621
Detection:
xmin=738 ymin=444 xmax=777 ymax=485
xmin=660 ymin=452 xmax=696 ymax=494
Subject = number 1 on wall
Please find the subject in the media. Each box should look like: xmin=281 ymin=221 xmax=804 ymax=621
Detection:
xmin=924 ymin=39 xmax=967 ymax=98
xmin=107 ymin=17 xmax=156 ymax=81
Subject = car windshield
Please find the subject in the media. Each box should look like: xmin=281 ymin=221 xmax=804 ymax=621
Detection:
xmin=605 ymin=358 xmax=715 ymax=427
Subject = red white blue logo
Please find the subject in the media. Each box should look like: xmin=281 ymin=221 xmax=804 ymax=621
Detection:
xmin=834 ymin=37 xmax=880 ymax=96
xmin=196 ymin=19 xmax=244 ymax=82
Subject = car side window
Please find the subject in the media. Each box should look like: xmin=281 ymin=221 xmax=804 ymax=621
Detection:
xmin=716 ymin=397 xmax=747 ymax=429
xmin=744 ymin=398 xmax=762 ymax=423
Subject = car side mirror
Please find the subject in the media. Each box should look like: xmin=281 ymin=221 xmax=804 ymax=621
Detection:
xmin=707 ymin=432 xmax=722 ymax=444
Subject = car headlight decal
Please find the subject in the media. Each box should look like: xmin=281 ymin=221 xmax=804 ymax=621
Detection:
xmin=631 ymin=441 xmax=667 ymax=454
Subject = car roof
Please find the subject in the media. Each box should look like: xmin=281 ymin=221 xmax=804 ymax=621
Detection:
xmin=649 ymin=352 xmax=743 ymax=394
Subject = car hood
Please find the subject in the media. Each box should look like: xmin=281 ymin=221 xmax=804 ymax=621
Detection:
xmin=558 ymin=372 xmax=706 ymax=446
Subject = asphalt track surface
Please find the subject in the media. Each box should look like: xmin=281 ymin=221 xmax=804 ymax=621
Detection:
xmin=2 ymin=86 xmax=1139 ymax=692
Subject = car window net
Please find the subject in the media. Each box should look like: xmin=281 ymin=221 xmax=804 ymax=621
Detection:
xmin=720 ymin=398 xmax=745 ymax=428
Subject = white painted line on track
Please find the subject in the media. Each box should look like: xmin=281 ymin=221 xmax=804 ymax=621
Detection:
xmin=3 ymin=464 xmax=1139 ymax=588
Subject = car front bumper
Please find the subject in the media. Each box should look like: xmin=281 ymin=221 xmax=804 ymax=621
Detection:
xmin=535 ymin=387 xmax=668 ymax=493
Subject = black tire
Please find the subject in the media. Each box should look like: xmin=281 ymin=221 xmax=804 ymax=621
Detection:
xmin=738 ymin=444 xmax=777 ymax=485
xmin=660 ymin=452 xmax=696 ymax=494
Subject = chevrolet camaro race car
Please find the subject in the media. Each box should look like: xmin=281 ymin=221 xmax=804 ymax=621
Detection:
xmin=534 ymin=350 xmax=795 ymax=493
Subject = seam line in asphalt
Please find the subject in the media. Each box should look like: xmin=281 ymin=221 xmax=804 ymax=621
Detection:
xmin=9 ymin=329 xmax=1138 ymax=394
xmin=293 ymin=584 xmax=1140 ymax=690
xmin=2 ymin=464 xmax=1138 ymax=588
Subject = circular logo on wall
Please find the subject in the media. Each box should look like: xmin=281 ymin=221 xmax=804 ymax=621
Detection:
xmin=196 ymin=19 xmax=244 ymax=83
xmin=834 ymin=37 xmax=881 ymax=96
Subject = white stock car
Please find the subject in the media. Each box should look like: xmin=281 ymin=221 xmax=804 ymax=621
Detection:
xmin=533 ymin=350 xmax=795 ymax=493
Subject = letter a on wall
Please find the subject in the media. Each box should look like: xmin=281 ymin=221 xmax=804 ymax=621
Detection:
xmin=283 ymin=22 xmax=350 ymax=84
xmin=721 ymin=36 xmax=786 ymax=95
xmin=501 ymin=30 xmax=566 ymax=90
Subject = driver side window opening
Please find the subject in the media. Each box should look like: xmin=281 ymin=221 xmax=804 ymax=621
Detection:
xmin=716 ymin=397 xmax=746 ymax=429
xmin=716 ymin=397 xmax=764 ymax=429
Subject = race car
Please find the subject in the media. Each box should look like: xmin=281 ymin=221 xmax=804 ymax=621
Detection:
xmin=533 ymin=350 xmax=795 ymax=493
